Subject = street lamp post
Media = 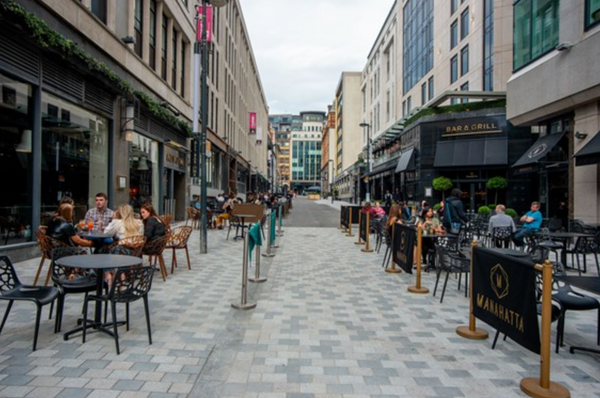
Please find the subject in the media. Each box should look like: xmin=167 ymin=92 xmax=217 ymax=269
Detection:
xmin=359 ymin=122 xmax=372 ymax=203
xmin=193 ymin=0 xmax=229 ymax=254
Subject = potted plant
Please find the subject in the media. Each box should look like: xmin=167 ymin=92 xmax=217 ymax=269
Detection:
xmin=433 ymin=176 xmax=453 ymax=200
xmin=486 ymin=177 xmax=508 ymax=204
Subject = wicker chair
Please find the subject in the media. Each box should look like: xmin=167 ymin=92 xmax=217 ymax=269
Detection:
xmin=34 ymin=228 xmax=69 ymax=286
xmin=105 ymin=236 xmax=146 ymax=257
xmin=186 ymin=207 xmax=200 ymax=230
xmin=142 ymin=235 xmax=169 ymax=281
xmin=166 ymin=226 xmax=193 ymax=273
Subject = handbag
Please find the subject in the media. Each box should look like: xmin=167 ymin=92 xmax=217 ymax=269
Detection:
xmin=445 ymin=201 xmax=462 ymax=235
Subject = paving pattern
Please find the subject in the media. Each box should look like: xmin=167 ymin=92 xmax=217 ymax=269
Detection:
xmin=0 ymin=198 xmax=599 ymax=398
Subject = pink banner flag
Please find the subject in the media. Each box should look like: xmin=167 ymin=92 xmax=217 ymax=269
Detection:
xmin=197 ymin=5 xmax=213 ymax=42
xmin=249 ymin=112 xmax=257 ymax=135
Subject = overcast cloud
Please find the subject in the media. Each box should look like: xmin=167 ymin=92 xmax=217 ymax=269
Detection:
xmin=239 ymin=0 xmax=395 ymax=115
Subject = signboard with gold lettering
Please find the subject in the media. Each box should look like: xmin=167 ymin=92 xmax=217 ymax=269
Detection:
xmin=441 ymin=116 xmax=505 ymax=138
xmin=472 ymin=247 xmax=541 ymax=354
xmin=392 ymin=224 xmax=416 ymax=274
xmin=164 ymin=145 xmax=186 ymax=173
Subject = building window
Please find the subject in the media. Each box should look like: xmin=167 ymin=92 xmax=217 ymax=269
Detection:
xmin=452 ymin=0 xmax=459 ymax=15
xmin=451 ymin=55 xmax=458 ymax=83
xmin=407 ymin=96 xmax=412 ymax=114
xmin=161 ymin=14 xmax=167 ymax=80
xmin=460 ymin=82 xmax=469 ymax=103
xmin=403 ymin=0 xmax=434 ymax=93
xmin=134 ymin=0 xmax=144 ymax=57
xmin=483 ymin=0 xmax=494 ymax=91
xmin=461 ymin=45 xmax=469 ymax=76
xmin=513 ymin=0 xmax=559 ymax=70
xmin=460 ymin=8 xmax=469 ymax=39
xmin=386 ymin=90 xmax=391 ymax=121
xmin=172 ymin=28 xmax=178 ymax=90
xmin=428 ymin=76 xmax=434 ymax=100
xmin=402 ymin=100 xmax=406 ymax=117
xmin=451 ymin=20 xmax=458 ymax=49
xmin=587 ymin=0 xmax=600 ymax=29
xmin=91 ymin=0 xmax=107 ymax=23
xmin=180 ymin=41 xmax=186 ymax=97
xmin=421 ymin=82 xmax=427 ymax=105
xmin=149 ymin=0 xmax=157 ymax=70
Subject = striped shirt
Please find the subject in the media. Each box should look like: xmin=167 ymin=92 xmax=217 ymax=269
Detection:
xmin=85 ymin=207 xmax=114 ymax=232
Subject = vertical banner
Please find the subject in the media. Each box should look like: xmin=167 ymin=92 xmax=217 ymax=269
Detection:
xmin=191 ymin=138 xmax=199 ymax=180
xmin=256 ymin=126 xmax=263 ymax=145
xmin=472 ymin=247 xmax=541 ymax=354
xmin=197 ymin=5 xmax=213 ymax=42
xmin=392 ymin=224 xmax=416 ymax=274
xmin=249 ymin=112 xmax=257 ymax=135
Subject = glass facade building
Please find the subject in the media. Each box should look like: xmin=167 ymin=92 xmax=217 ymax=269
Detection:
xmin=291 ymin=138 xmax=322 ymax=185
xmin=402 ymin=0 xmax=434 ymax=94
xmin=513 ymin=0 xmax=559 ymax=70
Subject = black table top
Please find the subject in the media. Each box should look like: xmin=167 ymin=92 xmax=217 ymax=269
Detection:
xmin=493 ymin=248 xmax=531 ymax=258
xmin=548 ymin=232 xmax=594 ymax=239
xmin=556 ymin=275 xmax=600 ymax=295
xmin=56 ymin=254 xmax=142 ymax=270
xmin=422 ymin=233 xmax=450 ymax=238
xmin=79 ymin=231 xmax=112 ymax=240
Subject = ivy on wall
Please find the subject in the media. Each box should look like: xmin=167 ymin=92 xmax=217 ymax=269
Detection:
xmin=403 ymin=100 xmax=507 ymax=129
xmin=0 ymin=0 xmax=192 ymax=136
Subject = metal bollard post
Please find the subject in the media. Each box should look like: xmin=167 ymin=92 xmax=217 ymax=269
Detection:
xmin=262 ymin=210 xmax=275 ymax=258
xmin=231 ymin=229 xmax=257 ymax=310
xmin=272 ymin=211 xmax=280 ymax=249
xmin=277 ymin=205 xmax=284 ymax=236
xmin=249 ymin=242 xmax=267 ymax=283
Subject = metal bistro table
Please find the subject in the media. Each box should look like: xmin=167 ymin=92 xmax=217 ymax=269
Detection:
xmin=79 ymin=230 xmax=113 ymax=253
xmin=548 ymin=232 xmax=595 ymax=269
xmin=555 ymin=275 xmax=600 ymax=355
xmin=232 ymin=214 xmax=256 ymax=241
xmin=57 ymin=254 xmax=142 ymax=341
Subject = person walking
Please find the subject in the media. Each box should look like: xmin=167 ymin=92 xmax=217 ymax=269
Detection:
xmin=442 ymin=189 xmax=468 ymax=233
xmin=384 ymin=190 xmax=393 ymax=207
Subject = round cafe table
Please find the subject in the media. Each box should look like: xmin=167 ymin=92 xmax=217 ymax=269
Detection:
xmin=232 ymin=214 xmax=256 ymax=241
xmin=57 ymin=254 xmax=142 ymax=341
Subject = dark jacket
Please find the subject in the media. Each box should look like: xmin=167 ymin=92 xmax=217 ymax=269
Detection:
xmin=443 ymin=196 xmax=467 ymax=229
xmin=144 ymin=216 xmax=166 ymax=241
xmin=47 ymin=218 xmax=77 ymax=246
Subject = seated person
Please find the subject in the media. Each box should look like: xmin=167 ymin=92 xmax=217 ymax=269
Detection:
xmin=84 ymin=192 xmax=114 ymax=232
xmin=217 ymin=193 xmax=238 ymax=229
xmin=47 ymin=204 xmax=92 ymax=247
xmin=386 ymin=204 xmax=403 ymax=234
xmin=140 ymin=204 xmax=166 ymax=241
xmin=488 ymin=205 xmax=516 ymax=247
xmin=512 ymin=201 xmax=542 ymax=247
xmin=104 ymin=204 xmax=144 ymax=240
xmin=416 ymin=207 xmax=444 ymax=265
xmin=372 ymin=202 xmax=386 ymax=219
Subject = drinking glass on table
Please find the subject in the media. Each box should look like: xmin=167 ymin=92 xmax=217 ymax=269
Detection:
xmin=87 ymin=220 xmax=94 ymax=231
xmin=78 ymin=220 xmax=85 ymax=232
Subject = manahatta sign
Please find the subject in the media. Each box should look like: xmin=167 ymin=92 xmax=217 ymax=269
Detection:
xmin=392 ymin=224 xmax=416 ymax=274
xmin=472 ymin=247 xmax=541 ymax=354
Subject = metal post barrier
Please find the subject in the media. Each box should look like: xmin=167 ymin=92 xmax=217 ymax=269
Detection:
xmin=346 ymin=209 xmax=354 ymax=237
xmin=262 ymin=210 xmax=275 ymax=258
xmin=272 ymin=211 xmax=279 ymax=249
xmin=385 ymin=224 xmax=402 ymax=274
xmin=231 ymin=227 xmax=257 ymax=310
xmin=520 ymin=260 xmax=570 ymax=398
xmin=249 ymin=237 xmax=267 ymax=283
xmin=361 ymin=212 xmax=373 ymax=253
xmin=277 ymin=205 xmax=284 ymax=236
xmin=456 ymin=240 xmax=489 ymax=339
xmin=408 ymin=226 xmax=428 ymax=293
xmin=355 ymin=211 xmax=364 ymax=245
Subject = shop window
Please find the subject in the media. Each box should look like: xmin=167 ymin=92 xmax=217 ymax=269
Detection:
xmin=41 ymin=91 xmax=109 ymax=223
xmin=513 ymin=0 xmax=559 ymax=70
xmin=129 ymin=132 xmax=160 ymax=212
xmin=586 ymin=0 xmax=600 ymax=30
xmin=0 ymin=73 xmax=33 ymax=246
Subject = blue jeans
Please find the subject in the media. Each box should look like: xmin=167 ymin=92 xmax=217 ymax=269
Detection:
xmin=512 ymin=228 xmax=534 ymax=247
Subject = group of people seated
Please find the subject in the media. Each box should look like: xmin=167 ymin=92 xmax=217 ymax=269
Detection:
xmin=46 ymin=192 xmax=167 ymax=248
xmin=212 ymin=191 xmax=292 ymax=230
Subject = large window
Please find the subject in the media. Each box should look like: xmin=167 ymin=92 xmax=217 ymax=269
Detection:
xmin=149 ymin=0 xmax=157 ymax=70
xmin=587 ymin=0 xmax=600 ymax=30
xmin=461 ymin=45 xmax=469 ymax=76
xmin=41 ymin=92 xmax=109 ymax=222
xmin=0 ymin=73 xmax=33 ymax=246
xmin=451 ymin=20 xmax=458 ymax=49
xmin=134 ymin=0 xmax=144 ymax=57
xmin=451 ymin=55 xmax=458 ymax=83
xmin=91 ymin=0 xmax=107 ymax=23
xmin=171 ymin=28 xmax=178 ymax=90
xmin=428 ymin=76 xmax=434 ymax=100
xmin=161 ymin=14 xmax=168 ymax=81
xmin=421 ymin=82 xmax=427 ymax=106
xmin=403 ymin=0 xmax=434 ymax=93
xmin=451 ymin=0 xmax=459 ymax=15
xmin=513 ymin=0 xmax=559 ymax=70
xmin=483 ymin=0 xmax=494 ymax=91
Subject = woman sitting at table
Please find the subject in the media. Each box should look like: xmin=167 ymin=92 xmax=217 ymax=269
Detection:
xmin=47 ymin=204 xmax=92 ymax=247
xmin=415 ymin=207 xmax=444 ymax=266
xmin=104 ymin=204 xmax=144 ymax=240
xmin=386 ymin=205 xmax=403 ymax=234
xmin=140 ymin=204 xmax=166 ymax=241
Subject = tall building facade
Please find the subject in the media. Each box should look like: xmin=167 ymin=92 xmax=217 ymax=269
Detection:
xmin=0 ymin=0 xmax=269 ymax=260
xmin=269 ymin=114 xmax=293 ymax=189
xmin=321 ymin=106 xmax=336 ymax=194
xmin=290 ymin=111 xmax=324 ymax=192
xmin=507 ymin=0 xmax=600 ymax=222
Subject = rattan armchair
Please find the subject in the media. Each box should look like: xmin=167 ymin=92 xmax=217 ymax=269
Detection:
xmin=142 ymin=235 xmax=169 ymax=281
xmin=166 ymin=226 xmax=192 ymax=274
xmin=34 ymin=228 xmax=69 ymax=286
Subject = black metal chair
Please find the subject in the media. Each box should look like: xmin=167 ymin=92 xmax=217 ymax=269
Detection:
xmin=50 ymin=247 xmax=96 ymax=333
xmin=0 ymin=256 xmax=59 ymax=351
xmin=433 ymin=245 xmax=470 ymax=303
xmin=491 ymin=226 xmax=513 ymax=248
xmin=82 ymin=266 xmax=154 ymax=355
xmin=564 ymin=235 xmax=599 ymax=275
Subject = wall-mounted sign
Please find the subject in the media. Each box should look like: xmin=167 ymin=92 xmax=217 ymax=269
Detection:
xmin=165 ymin=145 xmax=186 ymax=172
xmin=249 ymin=112 xmax=257 ymax=135
xmin=441 ymin=117 xmax=504 ymax=138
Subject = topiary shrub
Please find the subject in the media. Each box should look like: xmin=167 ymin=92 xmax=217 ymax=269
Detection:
xmin=433 ymin=203 xmax=441 ymax=211
xmin=505 ymin=208 xmax=518 ymax=218
xmin=477 ymin=206 xmax=491 ymax=214
xmin=487 ymin=204 xmax=496 ymax=210
xmin=433 ymin=176 xmax=453 ymax=200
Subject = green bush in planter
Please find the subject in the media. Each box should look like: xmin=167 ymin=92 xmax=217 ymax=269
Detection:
xmin=487 ymin=204 xmax=496 ymax=210
xmin=477 ymin=206 xmax=491 ymax=214
xmin=433 ymin=203 xmax=442 ymax=211
xmin=505 ymin=208 xmax=518 ymax=218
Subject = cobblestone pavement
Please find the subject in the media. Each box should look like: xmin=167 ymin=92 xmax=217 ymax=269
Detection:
xmin=0 ymin=198 xmax=599 ymax=398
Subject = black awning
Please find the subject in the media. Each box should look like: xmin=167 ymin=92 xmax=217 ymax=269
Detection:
xmin=395 ymin=148 xmax=416 ymax=173
xmin=434 ymin=138 xmax=507 ymax=168
xmin=512 ymin=132 xmax=566 ymax=167
xmin=367 ymin=158 xmax=398 ymax=177
xmin=574 ymin=131 xmax=600 ymax=166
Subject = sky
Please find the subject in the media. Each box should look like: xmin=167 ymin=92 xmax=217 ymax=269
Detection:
xmin=239 ymin=0 xmax=396 ymax=115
